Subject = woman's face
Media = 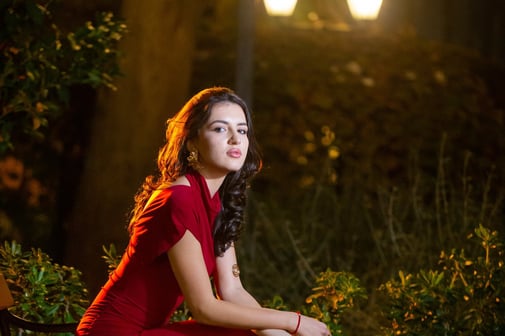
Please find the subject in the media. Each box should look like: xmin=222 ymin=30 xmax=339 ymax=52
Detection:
xmin=190 ymin=101 xmax=249 ymax=178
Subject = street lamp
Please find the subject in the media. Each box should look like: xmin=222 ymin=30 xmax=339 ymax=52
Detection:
xmin=263 ymin=0 xmax=298 ymax=16
xmin=347 ymin=0 xmax=383 ymax=20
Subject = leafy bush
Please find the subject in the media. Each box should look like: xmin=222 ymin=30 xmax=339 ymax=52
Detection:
xmin=0 ymin=240 xmax=89 ymax=326
xmin=379 ymin=225 xmax=505 ymax=335
xmin=101 ymin=243 xmax=121 ymax=274
xmin=249 ymin=269 xmax=368 ymax=336
xmin=0 ymin=0 xmax=126 ymax=253
xmin=0 ymin=0 xmax=126 ymax=153
xmin=192 ymin=26 xmax=505 ymax=331
xmin=304 ymin=269 xmax=367 ymax=335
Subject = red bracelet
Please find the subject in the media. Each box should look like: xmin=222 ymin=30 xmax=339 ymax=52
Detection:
xmin=291 ymin=312 xmax=301 ymax=335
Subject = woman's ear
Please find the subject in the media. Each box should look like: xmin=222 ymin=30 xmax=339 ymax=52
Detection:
xmin=187 ymin=141 xmax=201 ymax=156
xmin=186 ymin=140 xmax=195 ymax=152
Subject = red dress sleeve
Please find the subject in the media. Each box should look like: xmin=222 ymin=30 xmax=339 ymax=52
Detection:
xmin=77 ymin=171 xmax=220 ymax=335
xmin=129 ymin=186 xmax=202 ymax=262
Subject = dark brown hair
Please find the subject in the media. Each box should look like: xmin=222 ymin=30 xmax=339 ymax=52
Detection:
xmin=128 ymin=87 xmax=262 ymax=256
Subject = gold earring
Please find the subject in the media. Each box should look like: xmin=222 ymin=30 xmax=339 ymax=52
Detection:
xmin=187 ymin=150 xmax=202 ymax=170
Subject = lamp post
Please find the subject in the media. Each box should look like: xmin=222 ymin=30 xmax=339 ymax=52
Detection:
xmin=235 ymin=0 xmax=298 ymax=108
xmin=235 ymin=0 xmax=256 ymax=108
xmin=347 ymin=0 xmax=383 ymax=20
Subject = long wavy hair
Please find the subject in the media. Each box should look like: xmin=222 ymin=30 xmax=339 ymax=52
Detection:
xmin=128 ymin=87 xmax=262 ymax=256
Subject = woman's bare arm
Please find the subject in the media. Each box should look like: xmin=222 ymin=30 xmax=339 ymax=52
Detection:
xmin=168 ymin=231 xmax=330 ymax=336
xmin=167 ymin=231 xmax=298 ymax=332
xmin=214 ymin=245 xmax=290 ymax=336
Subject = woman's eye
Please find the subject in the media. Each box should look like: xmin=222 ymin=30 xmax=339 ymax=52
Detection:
xmin=238 ymin=129 xmax=248 ymax=135
xmin=213 ymin=127 xmax=226 ymax=133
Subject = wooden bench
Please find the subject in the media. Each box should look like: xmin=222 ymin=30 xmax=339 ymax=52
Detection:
xmin=0 ymin=273 xmax=78 ymax=335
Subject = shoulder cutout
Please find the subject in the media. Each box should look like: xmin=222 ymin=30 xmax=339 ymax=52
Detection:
xmin=170 ymin=175 xmax=191 ymax=187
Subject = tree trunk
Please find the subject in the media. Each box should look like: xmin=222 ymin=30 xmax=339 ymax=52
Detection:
xmin=65 ymin=0 xmax=203 ymax=296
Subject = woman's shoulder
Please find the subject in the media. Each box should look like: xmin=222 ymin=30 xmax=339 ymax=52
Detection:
xmin=169 ymin=175 xmax=191 ymax=187
xmin=154 ymin=175 xmax=193 ymax=204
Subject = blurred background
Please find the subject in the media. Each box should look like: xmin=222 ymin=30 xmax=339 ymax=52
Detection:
xmin=1 ymin=0 xmax=504 ymax=333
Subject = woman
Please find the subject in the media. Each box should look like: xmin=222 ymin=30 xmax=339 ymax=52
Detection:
xmin=76 ymin=87 xmax=331 ymax=336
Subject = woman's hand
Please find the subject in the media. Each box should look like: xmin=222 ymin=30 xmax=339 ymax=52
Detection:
xmin=294 ymin=314 xmax=331 ymax=336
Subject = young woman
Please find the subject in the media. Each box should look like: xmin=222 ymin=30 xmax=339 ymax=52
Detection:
xmin=76 ymin=87 xmax=331 ymax=336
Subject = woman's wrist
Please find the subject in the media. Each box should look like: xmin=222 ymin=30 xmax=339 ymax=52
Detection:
xmin=289 ymin=311 xmax=301 ymax=335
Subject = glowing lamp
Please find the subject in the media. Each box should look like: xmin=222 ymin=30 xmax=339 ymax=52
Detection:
xmin=347 ymin=0 xmax=383 ymax=20
xmin=264 ymin=0 xmax=298 ymax=16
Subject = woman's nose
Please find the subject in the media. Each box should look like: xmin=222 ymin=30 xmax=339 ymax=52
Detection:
xmin=228 ymin=131 xmax=241 ymax=144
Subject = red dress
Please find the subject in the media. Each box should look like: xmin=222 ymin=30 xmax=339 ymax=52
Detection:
xmin=76 ymin=170 xmax=255 ymax=335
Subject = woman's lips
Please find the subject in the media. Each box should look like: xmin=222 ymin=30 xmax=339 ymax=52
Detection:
xmin=227 ymin=148 xmax=242 ymax=158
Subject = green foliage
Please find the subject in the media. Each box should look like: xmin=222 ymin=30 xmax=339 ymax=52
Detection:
xmin=262 ymin=295 xmax=291 ymax=311
xmin=379 ymin=225 xmax=505 ymax=335
xmin=168 ymin=303 xmax=192 ymax=323
xmin=0 ymin=240 xmax=89 ymax=327
xmin=304 ymin=269 xmax=367 ymax=335
xmin=236 ymin=150 xmax=503 ymax=336
xmin=0 ymin=0 xmax=126 ymax=255
xmin=0 ymin=153 xmax=59 ymax=251
xmin=261 ymin=270 xmax=367 ymax=335
xmin=101 ymin=243 xmax=121 ymax=274
xmin=0 ymin=0 xmax=126 ymax=153
xmin=252 ymin=28 xmax=505 ymax=196
xmin=193 ymin=25 xmax=505 ymax=336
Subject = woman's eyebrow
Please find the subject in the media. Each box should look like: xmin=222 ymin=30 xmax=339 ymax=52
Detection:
xmin=208 ymin=120 xmax=248 ymax=126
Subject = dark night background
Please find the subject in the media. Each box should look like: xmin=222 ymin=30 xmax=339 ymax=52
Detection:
xmin=1 ymin=1 xmax=504 ymax=330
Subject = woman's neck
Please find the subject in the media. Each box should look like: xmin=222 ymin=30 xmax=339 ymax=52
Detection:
xmin=203 ymin=175 xmax=225 ymax=196
xmin=195 ymin=170 xmax=226 ymax=196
